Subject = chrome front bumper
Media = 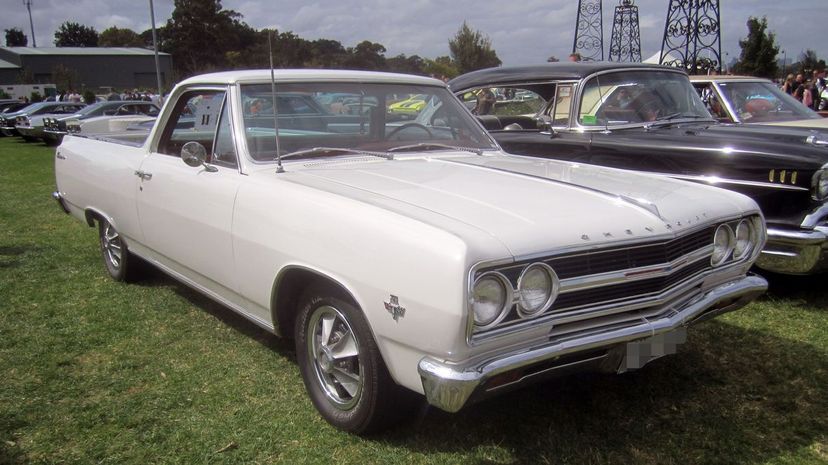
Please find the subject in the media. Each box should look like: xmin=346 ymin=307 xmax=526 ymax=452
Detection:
xmin=758 ymin=226 xmax=828 ymax=274
xmin=418 ymin=275 xmax=767 ymax=413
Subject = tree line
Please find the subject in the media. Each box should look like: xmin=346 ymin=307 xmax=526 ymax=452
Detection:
xmin=3 ymin=0 xmax=501 ymax=83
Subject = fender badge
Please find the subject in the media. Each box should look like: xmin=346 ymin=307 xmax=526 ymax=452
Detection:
xmin=384 ymin=295 xmax=406 ymax=322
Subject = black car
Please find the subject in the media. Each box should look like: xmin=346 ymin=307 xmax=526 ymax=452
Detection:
xmin=450 ymin=63 xmax=828 ymax=275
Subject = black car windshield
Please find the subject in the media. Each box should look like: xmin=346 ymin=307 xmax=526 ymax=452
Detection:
xmin=716 ymin=80 xmax=821 ymax=122
xmin=240 ymin=82 xmax=497 ymax=161
xmin=579 ymin=71 xmax=712 ymax=127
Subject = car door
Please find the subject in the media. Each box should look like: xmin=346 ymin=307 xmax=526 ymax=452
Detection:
xmin=135 ymin=87 xmax=243 ymax=292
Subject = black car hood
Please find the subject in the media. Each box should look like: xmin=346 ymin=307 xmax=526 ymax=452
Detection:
xmin=602 ymin=122 xmax=828 ymax=169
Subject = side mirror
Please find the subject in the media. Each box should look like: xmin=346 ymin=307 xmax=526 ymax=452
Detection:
xmin=535 ymin=115 xmax=557 ymax=137
xmin=180 ymin=141 xmax=217 ymax=171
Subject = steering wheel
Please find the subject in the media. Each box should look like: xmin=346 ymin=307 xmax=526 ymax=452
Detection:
xmin=386 ymin=122 xmax=433 ymax=139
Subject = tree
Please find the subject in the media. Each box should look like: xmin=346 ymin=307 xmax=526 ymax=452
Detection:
xmin=54 ymin=22 xmax=99 ymax=47
xmin=448 ymin=22 xmax=501 ymax=74
xmin=386 ymin=54 xmax=426 ymax=75
xmin=5 ymin=27 xmax=27 ymax=46
xmin=733 ymin=17 xmax=779 ymax=78
xmin=163 ymin=0 xmax=257 ymax=76
xmin=795 ymin=49 xmax=826 ymax=74
xmin=99 ymin=26 xmax=143 ymax=47
xmin=423 ymin=56 xmax=458 ymax=79
xmin=342 ymin=41 xmax=387 ymax=70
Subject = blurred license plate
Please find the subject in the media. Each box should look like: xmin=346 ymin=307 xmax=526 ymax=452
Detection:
xmin=623 ymin=327 xmax=687 ymax=370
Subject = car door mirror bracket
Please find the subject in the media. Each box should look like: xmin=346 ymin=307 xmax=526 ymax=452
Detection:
xmin=181 ymin=141 xmax=217 ymax=172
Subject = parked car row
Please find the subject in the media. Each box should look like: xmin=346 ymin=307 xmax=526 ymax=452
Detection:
xmin=0 ymin=100 xmax=160 ymax=144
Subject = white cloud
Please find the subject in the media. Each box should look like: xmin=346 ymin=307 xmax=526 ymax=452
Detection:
xmin=0 ymin=0 xmax=825 ymax=66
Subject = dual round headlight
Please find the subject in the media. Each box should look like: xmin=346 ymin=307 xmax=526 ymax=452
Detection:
xmin=712 ymin=219 xmax=760 ymax=266
xmin=472 ymin=264 xmax=560 ymax=329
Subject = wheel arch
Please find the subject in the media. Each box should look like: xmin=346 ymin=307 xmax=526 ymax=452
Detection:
xmin=83 ymin=207 xmax=109 ymax=228
xmin=270 ymin=265 xmax=364 ymax=340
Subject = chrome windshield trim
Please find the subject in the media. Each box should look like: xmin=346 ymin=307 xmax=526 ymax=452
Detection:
xmin=570 ymin=67 xmax=712 ymax=131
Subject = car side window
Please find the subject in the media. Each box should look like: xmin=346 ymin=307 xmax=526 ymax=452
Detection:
xmin=550 ymin=85 xmax=573 ymax=126
xmin=212 ymin=99 xmax=238 ymax=168
xmin=157 ymin=90 xmax=225 ymax=157
xmin=695 ymin=84 xmax=731 ymax=122
xmin=483 ymin=87 xmax=546 ymax=118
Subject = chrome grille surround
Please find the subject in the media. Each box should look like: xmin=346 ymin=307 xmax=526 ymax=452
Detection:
xmin=468 ymin=216 xmax=763 ymax=344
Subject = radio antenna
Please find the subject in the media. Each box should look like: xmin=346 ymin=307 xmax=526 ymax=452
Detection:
xmin=268 ymin=31 xmax=284 ymax=173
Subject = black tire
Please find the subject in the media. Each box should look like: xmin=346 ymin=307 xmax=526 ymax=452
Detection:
xmin=295 ymin=285 xmax=417 ymax=434
xmin=98 ymin=218 xmax=139 ymax=282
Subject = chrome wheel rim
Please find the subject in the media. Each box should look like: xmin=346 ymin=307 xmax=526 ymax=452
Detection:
xmin=102 ymin=223 xmax=122 ymax=270
xmin=307 ymin=305 xmax=362 ymax=409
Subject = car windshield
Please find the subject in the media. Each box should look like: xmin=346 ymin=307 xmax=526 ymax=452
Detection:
xmin=240 ymin=82 xmax=497 ymax=161
xmin=579 ymin=70 xmax=712 ymax=127
xmin=716 ymin=81 xmax=821 ymax=122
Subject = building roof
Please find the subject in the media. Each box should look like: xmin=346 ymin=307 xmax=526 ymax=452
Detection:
xmin=0 ymin=58 xmax=19 ymax=69
xmin=0 ymin=47 xmax=170 ymax=57
xmin=448 ymin=62 xmax=679 ymax=91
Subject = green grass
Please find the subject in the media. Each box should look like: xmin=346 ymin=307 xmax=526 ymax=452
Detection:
xmin=0 ymin=136 xmax=826 ymax=465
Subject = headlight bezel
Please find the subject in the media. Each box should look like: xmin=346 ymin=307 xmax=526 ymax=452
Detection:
xmin=516 ymin=262 xmax=559 ymax=318
xmin=471 ymin=271 xmax=513 ymax=330
xmin=732 ymin=219 xmax=754 ymax=261
xmin=711 ymin=223 xmax=735 ymax=267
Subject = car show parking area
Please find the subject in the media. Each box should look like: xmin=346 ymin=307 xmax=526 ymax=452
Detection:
xmin=1 ymin=136 xmax=827 ymax=464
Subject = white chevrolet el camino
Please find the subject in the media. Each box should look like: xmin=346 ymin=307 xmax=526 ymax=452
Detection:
xmin=53 ymin=69 xmax=768 ymax=433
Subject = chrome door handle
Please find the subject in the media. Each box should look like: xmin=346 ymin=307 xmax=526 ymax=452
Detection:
xmin=134 ymin=170 xmax=153 ymax=180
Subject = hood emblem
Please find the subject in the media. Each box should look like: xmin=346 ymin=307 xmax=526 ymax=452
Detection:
xmin=384 ymin=295 xmax=406 ymax=322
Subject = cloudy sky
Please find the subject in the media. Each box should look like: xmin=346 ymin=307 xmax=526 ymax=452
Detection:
xmin=2 ymin=0 xmax=826 ymax=67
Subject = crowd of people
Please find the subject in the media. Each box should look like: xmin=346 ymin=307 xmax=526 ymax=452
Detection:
xmin=781 ymin=69 xmax=826 ymax=111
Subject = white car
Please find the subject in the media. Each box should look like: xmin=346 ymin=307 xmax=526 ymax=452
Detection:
xmin=53 ymin=69 xmax=768 ymax=433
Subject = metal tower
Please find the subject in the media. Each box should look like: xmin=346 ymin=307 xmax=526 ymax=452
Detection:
xmin=609 ymin=0 xmax=641 ymax=62
xmin=659 ymin=0 xmax=722 ymax=74
xmin=572 ymin=0 xmax=604 ymax=61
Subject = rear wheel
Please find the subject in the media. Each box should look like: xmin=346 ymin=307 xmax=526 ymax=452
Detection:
xmin=295 ymin=285 xmax=417 ymax=434
xmin=98 ymin=219 xmax=139 ymax=282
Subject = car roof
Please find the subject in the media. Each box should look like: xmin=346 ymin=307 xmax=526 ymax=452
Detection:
xmin=448 ymin=62 xmax=681 ymax=91
xmin=178 ymin=69 xmax=443 ymax=87
xmin=689 ymin=75 xmax=773 ymax=83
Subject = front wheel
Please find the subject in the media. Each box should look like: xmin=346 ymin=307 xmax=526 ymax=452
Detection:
xmin=98 ymin=219 xmax=139 ymax=282
xmin=295 ymin=286 xmax=417 ymax=434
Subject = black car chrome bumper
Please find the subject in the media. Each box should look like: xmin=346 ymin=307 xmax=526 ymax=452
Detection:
xmin=758 ymin=226 xmax=828 ymax=274
xmin=418 ymin=274 xmax=767 ymax=413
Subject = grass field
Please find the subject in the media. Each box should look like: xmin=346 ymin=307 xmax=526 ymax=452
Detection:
xmin=0 ymin=136 xmax=826 ymax=465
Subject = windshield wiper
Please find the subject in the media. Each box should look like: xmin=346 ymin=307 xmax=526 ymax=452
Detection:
xmin=645 ymin=113 xmax=715 ymax=129
xmin=280 ymin=147 xmax=393 ymax=161
xmin=387 ymin=143 xmax=483 ymax=155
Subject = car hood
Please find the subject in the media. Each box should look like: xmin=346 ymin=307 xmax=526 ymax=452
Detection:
xmin=760 ymin=118 xmax=828 ymax=129
xmin=285 ymin=153 xmax=756 ymax=257
xmin=598 ymin=123 xmax=828 ymax=169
